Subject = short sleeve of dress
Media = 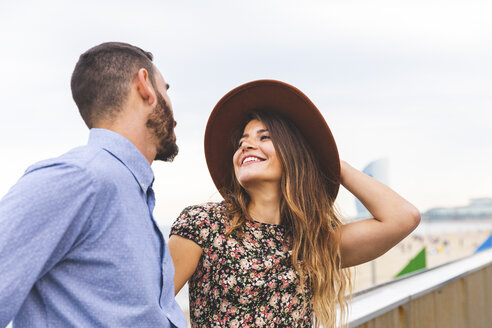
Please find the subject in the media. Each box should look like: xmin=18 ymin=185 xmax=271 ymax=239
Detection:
xmin=170 ymin=203 xmax=220 ymax=250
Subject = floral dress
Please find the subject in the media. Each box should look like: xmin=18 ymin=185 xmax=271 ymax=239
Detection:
xmin=170 ymin=202 xmax=313 ymax=327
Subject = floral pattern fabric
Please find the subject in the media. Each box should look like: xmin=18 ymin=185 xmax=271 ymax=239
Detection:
xmin=170 ymin=202 xmax=313 ymax=327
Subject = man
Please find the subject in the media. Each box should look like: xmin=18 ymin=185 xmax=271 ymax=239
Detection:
xmin=0 ymin=42 xmax=186 ymax=327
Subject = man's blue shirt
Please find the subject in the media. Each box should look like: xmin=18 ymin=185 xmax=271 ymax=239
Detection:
xmin=0 ymin=129 xmax=186 ymax=327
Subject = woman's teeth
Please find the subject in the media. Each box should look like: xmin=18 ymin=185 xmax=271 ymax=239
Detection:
xmin=242 ymin=157 xmax=261 ymax=164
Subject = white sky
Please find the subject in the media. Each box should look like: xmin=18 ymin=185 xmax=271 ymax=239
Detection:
xmin=1 ymin=0 xmax=491 ymax=226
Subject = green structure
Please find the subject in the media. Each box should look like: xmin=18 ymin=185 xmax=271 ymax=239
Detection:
xmin=395 ymin=247 xmax=427 ymax=278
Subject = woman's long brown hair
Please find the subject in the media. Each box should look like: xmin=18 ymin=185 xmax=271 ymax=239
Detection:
xmin=223 ymin=111 xmax=352 ymax=327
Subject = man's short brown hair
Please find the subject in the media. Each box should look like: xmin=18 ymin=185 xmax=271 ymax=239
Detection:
xmin=71 ymin=42 xmax=157 ymax=128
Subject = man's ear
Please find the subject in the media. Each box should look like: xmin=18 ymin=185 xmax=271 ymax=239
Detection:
xmin=136 ymin=68 xmax=156 ymax=106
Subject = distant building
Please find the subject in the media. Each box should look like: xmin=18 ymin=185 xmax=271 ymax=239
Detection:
xmin=422 ymin=198 xmax=492 ymax=221
xmin=354 ymin=158 xmax=389 ymax=220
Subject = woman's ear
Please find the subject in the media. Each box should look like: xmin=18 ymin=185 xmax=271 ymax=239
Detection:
xmin=136 ymin=68 xmax=156 ymax=106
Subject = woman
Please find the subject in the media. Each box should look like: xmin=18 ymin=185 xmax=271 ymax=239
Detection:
xmin=169 ymin=80 xmax=420 ymax=327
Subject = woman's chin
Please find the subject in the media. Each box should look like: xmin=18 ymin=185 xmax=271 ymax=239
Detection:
xmin=237 ymin=176 xmax=281 ymax=191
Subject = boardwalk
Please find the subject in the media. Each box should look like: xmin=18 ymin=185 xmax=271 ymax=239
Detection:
xmin=348 ymin=249 xmax=492 ymax=327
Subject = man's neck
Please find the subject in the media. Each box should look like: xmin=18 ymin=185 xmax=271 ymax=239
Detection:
xmin=95 ymin=123 xmax=156 ymax=165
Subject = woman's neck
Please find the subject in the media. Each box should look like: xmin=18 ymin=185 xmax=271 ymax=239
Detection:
xmin=247 ymin=188 xmax=282 ymax=225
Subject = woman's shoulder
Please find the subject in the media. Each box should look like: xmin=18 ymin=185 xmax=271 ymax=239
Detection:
xmin=179 ymin=201 xmax=227 ymax=219
xmin=171 ymin=201 xmax=229 ymax=248
xmin=173 ymin=201 xmax=230 ymax=230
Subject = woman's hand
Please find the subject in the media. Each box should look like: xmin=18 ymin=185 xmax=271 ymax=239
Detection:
xmin=338 ymin=160 xmax=421 ymax=268
xmin=168 ymin=235 xmax=202 ymax=295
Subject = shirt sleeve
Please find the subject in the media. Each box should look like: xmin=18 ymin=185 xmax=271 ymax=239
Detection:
xmin=0 ymin=162 xmax=96 ymax=325
xmin=170 ymin=204 xmax=217 ymax=250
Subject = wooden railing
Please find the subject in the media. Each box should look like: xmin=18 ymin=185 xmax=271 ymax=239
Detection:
xmin=347 ymin=249 xmax=492 ymax=328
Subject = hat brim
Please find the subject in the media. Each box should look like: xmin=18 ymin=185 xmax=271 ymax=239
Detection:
xmin=205 ymin=79 xmax=340 ymax=200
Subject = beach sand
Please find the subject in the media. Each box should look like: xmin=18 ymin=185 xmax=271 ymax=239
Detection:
xmin=351 ymin=223 xmax=492 ymax=292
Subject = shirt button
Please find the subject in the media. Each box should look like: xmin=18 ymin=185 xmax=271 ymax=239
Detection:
xmin=142 ymin=183 xmax=146 ymax=189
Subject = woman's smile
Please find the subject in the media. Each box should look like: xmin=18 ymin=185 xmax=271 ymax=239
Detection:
xmin=240 ymin=155 xmax=265 ymax=166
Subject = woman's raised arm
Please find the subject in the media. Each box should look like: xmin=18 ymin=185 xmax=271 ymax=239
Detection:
xmin=339 ymin=161 xmax=421 ymax=268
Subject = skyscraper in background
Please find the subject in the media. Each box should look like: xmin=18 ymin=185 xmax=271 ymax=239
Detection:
xmin=355 ymin=158 xmax=389 ymax=220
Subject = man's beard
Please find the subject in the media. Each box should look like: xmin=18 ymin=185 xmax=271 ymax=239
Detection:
xmin=146 ymin=93 xmax=179 ymax=162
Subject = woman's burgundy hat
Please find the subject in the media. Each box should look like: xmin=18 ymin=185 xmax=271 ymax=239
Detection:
xmin=204 ymin=79 xmax=340 ymax=199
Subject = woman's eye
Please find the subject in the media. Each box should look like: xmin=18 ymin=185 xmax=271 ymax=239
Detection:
xmin=260 ymin=135 xmax=271 ymax=141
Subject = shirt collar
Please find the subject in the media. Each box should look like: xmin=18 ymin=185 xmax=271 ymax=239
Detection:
xmin=88 ymin=128 xmax=154 ymax=193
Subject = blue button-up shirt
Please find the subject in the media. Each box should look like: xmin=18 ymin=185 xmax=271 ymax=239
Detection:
xmin=0 ymin=129 xmax=186 ymax=327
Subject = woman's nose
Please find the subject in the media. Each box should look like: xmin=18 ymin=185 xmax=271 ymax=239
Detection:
xmin=241 ymin=140 xmax=256 ymax=151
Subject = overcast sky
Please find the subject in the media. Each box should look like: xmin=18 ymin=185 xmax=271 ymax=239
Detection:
xmin=1 ymin=0 xmax=491 ymax=226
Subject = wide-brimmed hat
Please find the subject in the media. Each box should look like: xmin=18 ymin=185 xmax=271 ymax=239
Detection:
xmin=204 ymin=79 xmax=340 ymax=199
